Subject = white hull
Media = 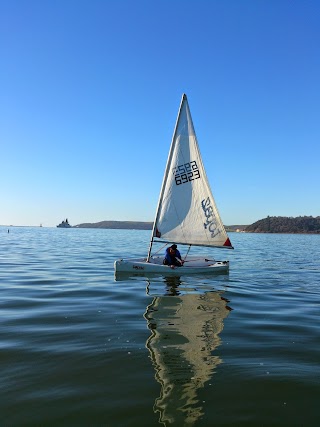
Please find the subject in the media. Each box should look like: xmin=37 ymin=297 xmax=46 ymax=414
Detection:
xmin=114 ymin=256 xmax=229 ymax=275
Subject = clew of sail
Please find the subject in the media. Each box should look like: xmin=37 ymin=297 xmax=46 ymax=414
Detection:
xmin=153 ymin=94 xmax=233 ymax=249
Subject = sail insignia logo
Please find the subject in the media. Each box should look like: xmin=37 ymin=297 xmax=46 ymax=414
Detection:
xmin=172 ymin=161 xmax=200 ymax=185
xmin=201 ymin=197 xmax=222 ymax=238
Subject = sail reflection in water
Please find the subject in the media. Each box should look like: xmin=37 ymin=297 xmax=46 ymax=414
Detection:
xmin=144 ymin=280 xmax=232 ymax=426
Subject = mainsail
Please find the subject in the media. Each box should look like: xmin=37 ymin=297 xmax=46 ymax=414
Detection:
xmin=151 ymin=94 xmax=233 ymax=250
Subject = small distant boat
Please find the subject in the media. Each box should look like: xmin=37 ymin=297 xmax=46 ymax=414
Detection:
xmin=57 ymin=218 xmax=71 ymax=228
xmin=114 ymin=94 xmax=233 ymax=275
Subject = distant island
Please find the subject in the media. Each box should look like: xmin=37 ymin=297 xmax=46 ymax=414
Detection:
xmin=74 ymin=216 xmax=320 ymax=234
xmin=245 ymin=216 xmax=320 ymax=234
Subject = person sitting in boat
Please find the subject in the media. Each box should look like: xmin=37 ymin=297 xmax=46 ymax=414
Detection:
xmin=163 ymin=244 xmax=184 ymax=268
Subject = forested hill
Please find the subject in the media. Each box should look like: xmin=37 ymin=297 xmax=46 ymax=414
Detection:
xmin=245 ymin=216 xmax=320 ymax=234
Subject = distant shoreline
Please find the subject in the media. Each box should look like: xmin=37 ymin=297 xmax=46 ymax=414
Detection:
xmin=74 ymin=216 xmax=320 ymax=234
xmin=2 ymin=216 xmax=319 ymax=234
xmin=74 ymin=220 xmax=153 ymax=230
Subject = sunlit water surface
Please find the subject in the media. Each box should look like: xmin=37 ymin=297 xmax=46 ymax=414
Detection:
xmin=0 ymin=227 xmax=319 ymax=426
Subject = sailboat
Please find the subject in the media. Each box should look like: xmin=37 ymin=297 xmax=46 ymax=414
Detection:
xmin=114 ymin=94 xmax=233 ymax=275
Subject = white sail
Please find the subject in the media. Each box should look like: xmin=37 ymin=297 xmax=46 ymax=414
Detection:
xmin=152 ymin=94 xmax=232 ymax=249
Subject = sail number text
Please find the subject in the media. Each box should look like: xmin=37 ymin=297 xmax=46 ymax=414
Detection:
xmin=201 ymin=197 xmax=222 ymax=238
xmin=172 ymin=161 xmax=200 ymax=185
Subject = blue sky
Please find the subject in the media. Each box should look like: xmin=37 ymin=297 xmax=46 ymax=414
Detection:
xmin=1 ymin=0 xmax=319 ymax=227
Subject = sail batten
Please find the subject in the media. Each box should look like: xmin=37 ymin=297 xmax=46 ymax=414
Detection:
xmin=150 ymin=94 xmax=233 ymax=253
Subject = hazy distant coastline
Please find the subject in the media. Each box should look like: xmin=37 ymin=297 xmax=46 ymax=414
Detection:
xmin=74 ymin=221 xmax=153 ymax=230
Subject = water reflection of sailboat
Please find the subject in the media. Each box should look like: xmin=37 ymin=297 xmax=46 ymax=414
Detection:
xmin=144 ymin=287 xmax=232 ymax=426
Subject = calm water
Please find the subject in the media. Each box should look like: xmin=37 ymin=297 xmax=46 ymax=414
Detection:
xmin=0 ymin=226 xmax=319 ymax=426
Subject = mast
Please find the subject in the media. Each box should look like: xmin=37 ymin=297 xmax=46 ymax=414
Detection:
xmin=147 ymin=94 xmax=187 ymax=261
